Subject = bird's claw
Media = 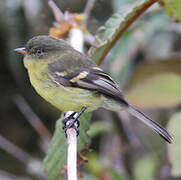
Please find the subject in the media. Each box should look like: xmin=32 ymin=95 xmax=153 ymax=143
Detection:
xmin=62 ymin=112 xmax=80 ymax=137
xmin=62 ymin=107 xmax=86 ymax=137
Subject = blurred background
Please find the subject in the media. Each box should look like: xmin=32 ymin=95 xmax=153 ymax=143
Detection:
xmin=0 ymin=0 xmax=181 ymax=179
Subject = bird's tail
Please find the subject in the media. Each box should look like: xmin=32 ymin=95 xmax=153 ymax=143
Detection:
xmin=126 ymin=105 xmax=173 ymax=143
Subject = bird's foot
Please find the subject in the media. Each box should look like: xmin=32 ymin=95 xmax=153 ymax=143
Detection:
xmin=62 ymin=107 xmax=86 ymax=137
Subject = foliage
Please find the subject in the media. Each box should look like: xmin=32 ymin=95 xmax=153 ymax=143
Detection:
xmin=160 ymin=0 xmax=181 ymax=22
xmin=88 ymin=0 xmax=157 ymax=64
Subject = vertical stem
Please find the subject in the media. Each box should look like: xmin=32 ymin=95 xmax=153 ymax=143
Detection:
xmin=67 ymin=128 xmax=77 ymax=180
xmin=66 ymin=28 xmax=84 ymax=180
xmin=69 ymin=28 xmax=84 ymax=53
xmin=65 ymin=111 xmax=77 ymax=180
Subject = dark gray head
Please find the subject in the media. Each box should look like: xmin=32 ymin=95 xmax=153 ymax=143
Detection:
xmin=14 ymin=35 xmax=72 ymax=58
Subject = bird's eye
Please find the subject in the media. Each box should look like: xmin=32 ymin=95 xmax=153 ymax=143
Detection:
xmin=36 ymin=49 xmax=43 ymax=56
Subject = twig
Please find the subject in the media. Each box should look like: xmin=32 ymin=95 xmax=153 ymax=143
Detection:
xmin=14 ymin=94 xmax=51 ymax=151
xmin=97 ymin=0 xmax=158 ymax=65
xmin=65 ymin=112 xmax=78 ymax=180
xmin=0 ymin=169 xmax=30 ymax=180
xmin=0 ymin=135 xmax=31 ymax=163
xmin=0 ymin=135 xmax=47 ymax=179
xmin=83 ymin=0 xmax=96 ymax=24
xmin=48 ymin=0 xmax=63 ymax=22
xmin=67 ymin=128 xmax=77 ymax=180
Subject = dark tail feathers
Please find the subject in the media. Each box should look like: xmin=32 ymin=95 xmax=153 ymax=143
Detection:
xmin=126 ymin=105 xmax=173 ymax=143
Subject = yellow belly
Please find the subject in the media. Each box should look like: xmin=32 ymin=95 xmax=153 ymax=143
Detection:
xmin=27 ymin=67 xmax=102 ymax=112
xmin=43 ymin=86 xmax=101 ymax=112
xmin=24 ymin=60 xmax=122 ymax=113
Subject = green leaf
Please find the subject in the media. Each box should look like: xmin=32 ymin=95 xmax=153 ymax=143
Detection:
xmin=86 ymin=152 xmax=103 ymax=175
xmin=43 ymin=113 xmax=91 ymax=180
xmin=86 ymin=152 xmax=128 ymax=180
xmin=77 ymin=112 xmax=91 ymax=151
xmin=168 ymin=112 xmax=181 ymax=177
xmin=88 ymin=0 xmax=157 ymax=64
xmin=160 ymin=0 xmax=181 ymax=22
xmin=87 ymin=121 xmax=113 ymax=137
xmin=110 ymin=169 xmax=129 ymax=180
xmin=126 ymin=59 xmax=181 ymax=108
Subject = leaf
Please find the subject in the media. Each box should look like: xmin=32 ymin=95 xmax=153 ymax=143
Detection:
xmin=87 ymin=121 xmax=113 ymax=137
xmin=160 ymin=0 xmax=181 ymax=22
xmin=126 ymin=59 xmax=181 ymax=108
xmin=127 ymin=59 xmax=181 ymax=88
xmin=86 ymin=152 xmax=128 ymax=180
xmin=168 ymin=112 xmax=181 ymax=177
xmin=77 ymin=113 xmax=92 ymax=151
xmin=43 ymin=113 xmax=91 ymax=180
xmin=88 ymin=0 xmax=157 ymax=64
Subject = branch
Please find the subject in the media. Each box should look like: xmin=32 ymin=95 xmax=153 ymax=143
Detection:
xmin=48 ymin=0 xmax=63 ymax=22
xmin=0 ymin=135 xmax=31 ymax=163
xmin=14 ymin=95 xmax=51 ymax=151
xmin=0 ymin=135 xmax=46 ymax=178
xmin=65 ymin=112 xmax=78 ymax=180
xmin=83 ymin=0 xmax=96 ymax=24
xmin=87 ymin=0 xmax=158 ymax=65
xmin=0 ymin=169 xmax=29 ymax=180
xmin=98 ymin=0 xmax=158 ymax=65
xmin=67 ymin=128 xmax=77 ymax=180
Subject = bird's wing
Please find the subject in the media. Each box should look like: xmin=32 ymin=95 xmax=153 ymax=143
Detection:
xmin=48 ymin=62 xmax=173 ymax=143
xmin=48 ymin=64 xmax=128 ymax=105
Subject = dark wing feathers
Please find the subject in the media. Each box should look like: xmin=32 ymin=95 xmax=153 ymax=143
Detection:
xmin=48 ymin=63 xmax=173 ymax=143
xmin=48 ymin=65 xmax=128 ymax=105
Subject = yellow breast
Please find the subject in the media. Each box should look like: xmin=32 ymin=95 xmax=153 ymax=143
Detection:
xmin=24 ymin=60 xmax=102 ymax=112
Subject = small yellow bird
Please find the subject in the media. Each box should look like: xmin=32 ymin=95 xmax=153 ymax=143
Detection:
xmin=15 ymin=35 xmax=173 ymax=143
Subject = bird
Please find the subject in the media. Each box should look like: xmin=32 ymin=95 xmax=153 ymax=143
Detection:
xmin=14 ymin=35 xmax=173 ymax=143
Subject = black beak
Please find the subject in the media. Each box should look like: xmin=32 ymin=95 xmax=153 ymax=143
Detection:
xmin=14 ymin=47 xmax=28 ymax=54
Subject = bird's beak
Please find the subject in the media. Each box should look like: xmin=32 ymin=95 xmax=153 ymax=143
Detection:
xmin=14 ymin=47 xmax=28 ymax=54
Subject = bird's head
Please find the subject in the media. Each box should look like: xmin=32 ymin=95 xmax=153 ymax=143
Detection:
xmin=14 ymin=35 xmax=72 ymax=63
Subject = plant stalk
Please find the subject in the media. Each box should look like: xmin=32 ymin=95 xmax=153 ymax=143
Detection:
xmin=65 ymin=28 xmax=84 ymax=180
